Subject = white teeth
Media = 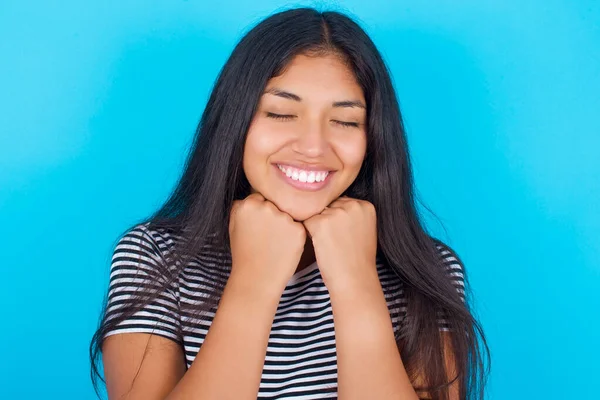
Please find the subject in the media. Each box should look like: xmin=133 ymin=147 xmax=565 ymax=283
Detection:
xmin=277 ymin=164 xmax=329 ymax=183
xmin=299 ymin=171 xmax=307 ymax=182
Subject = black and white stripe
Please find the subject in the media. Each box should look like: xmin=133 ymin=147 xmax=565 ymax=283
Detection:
xmin=103 ymin=223 xmax=466 ymax=399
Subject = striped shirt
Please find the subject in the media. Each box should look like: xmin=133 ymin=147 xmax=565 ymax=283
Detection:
xmin=103 ymin=223 xmax=465 ymax=399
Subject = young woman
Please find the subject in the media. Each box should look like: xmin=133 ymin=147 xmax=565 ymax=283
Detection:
xmin=90 ymin=7 xmax=490 ymax=400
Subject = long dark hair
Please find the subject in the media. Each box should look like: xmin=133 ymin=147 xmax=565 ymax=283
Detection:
xmin=90 ymin=6 xmax=490 ymax=399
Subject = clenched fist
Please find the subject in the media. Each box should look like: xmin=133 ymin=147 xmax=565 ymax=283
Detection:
xmin=229 ymin=193 xmax=307 ymax=295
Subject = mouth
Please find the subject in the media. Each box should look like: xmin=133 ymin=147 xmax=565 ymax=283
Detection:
xmin=273 ymin=163 xmax=335 ymax=192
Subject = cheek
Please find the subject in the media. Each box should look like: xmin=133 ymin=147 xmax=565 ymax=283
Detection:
xmin=245 ymin=123 xmax=286 ymax=160
xmin=243 ymin=123 xmax=286 ymax=182
xmin=335 ymin=135 xmax=367 ymax=170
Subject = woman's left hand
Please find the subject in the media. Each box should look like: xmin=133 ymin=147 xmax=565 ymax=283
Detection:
xmin=302 ymin=196 xmax=379 ymax=292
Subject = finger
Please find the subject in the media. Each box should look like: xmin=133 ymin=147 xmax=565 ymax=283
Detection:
xmin=230 ymin=200 xmax=241 ymax=215
xmin=247 ymin=192 xmax=266 ymax=201
xmin=328 ymin=196 xmax=354 ymax=206
xmin=266 ymin=199 xmax=288 ymax=216
xmin=326 ymin=200 xmax=349 ymax=210
xmin=229 ymin=201 xmax=240 ymax=231
xmin=316 ymin=206 xmax=329 ymax=215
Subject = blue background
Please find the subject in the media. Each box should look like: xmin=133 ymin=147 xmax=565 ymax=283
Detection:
xmin=1 ymin=1 xmax=598 ymax=398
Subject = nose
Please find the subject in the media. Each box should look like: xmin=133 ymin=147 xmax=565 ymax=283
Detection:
xmin=292 ymin=119 xmax=327 ymax=158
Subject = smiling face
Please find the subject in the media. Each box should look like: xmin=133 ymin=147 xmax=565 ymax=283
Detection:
xmin=242 ymin=53 xmax=368 ymax=222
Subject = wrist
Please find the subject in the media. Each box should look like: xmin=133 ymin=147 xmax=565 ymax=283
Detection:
xmin=225 ymin=269 xmax=284 ymax=308
xmin=325 ymin=265 xmax=382 ymax=299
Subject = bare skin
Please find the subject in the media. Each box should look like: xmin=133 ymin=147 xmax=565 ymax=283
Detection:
xmin=101 ymin=53 xmax=459 ymax=399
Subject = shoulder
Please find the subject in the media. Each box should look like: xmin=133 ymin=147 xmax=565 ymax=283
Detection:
xmin=114 ymin=223 xmax=159 ymax=255
xmin=110 ymin=222 xmax=183 ymax=284
xmin=431 ymin=239 xmax=465 ymax=271
xmin=430 ymin=238 xmax=466 ymax=301
xmin=113 ymin=222 xmax=180 ymax=260
xmin=103 ymin=223 xmax=183 ymax=343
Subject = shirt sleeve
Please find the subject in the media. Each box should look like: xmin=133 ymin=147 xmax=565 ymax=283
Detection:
xmin=102 ymin=224 xmax=181 ymax=343
xmin=434 ymin=241 xmax=467 ymax=331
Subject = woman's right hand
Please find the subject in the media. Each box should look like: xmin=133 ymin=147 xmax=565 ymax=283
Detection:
xmin=228 ymin=192 xmax=306 ymax=295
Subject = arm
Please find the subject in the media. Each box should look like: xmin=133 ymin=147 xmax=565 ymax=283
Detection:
xmin=411 ymin=332 xmax=459 ymax=400
xmin=302 ymin=199 xmax=461 ymax=399
xmin=328 ymin=268 xmax=419 ymax=400
xmin=101 ymin=226 xmax=188 ymax=400
xmin=103 ymin=271 xmax=282 ymax=400
xmin=328 ymin=269 xmax=459 ymax=400
xmin=102 ymin=196 xmax=302 ymax=400
xmin=165 ymin=271 xmax=281 ymax=399
xmin=103 ymin=333 xmax=187 ymax=399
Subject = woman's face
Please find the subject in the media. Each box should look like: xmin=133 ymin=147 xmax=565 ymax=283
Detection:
xmin=243 ymin=53 xmax=368 ymax=222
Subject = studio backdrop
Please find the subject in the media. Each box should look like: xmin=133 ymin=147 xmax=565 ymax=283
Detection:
xmin=0 ymin=1 xmax=598 ymax=399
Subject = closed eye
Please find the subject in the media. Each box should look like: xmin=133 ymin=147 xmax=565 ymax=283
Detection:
xmin=266 ymin=112 xmax=295 ymax=121
xmin=266 ymin=112 xmax=359 ymax=128
xmin=333 ymin=120 xmax=360 ymax=128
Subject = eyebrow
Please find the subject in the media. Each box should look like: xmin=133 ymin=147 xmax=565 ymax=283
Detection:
xmin=263 ymin=87 xmax=366 ymax=109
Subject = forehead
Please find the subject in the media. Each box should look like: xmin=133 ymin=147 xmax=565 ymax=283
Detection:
xmin=265 ymin=54 xmax=364 ymax=101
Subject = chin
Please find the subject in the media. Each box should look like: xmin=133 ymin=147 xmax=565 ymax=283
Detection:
xmin=276 ymin=201 xmax=324 ymax=222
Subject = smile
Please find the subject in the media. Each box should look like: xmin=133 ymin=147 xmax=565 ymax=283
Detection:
xmin=274 ymin=164 xmax=334 ymax=191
